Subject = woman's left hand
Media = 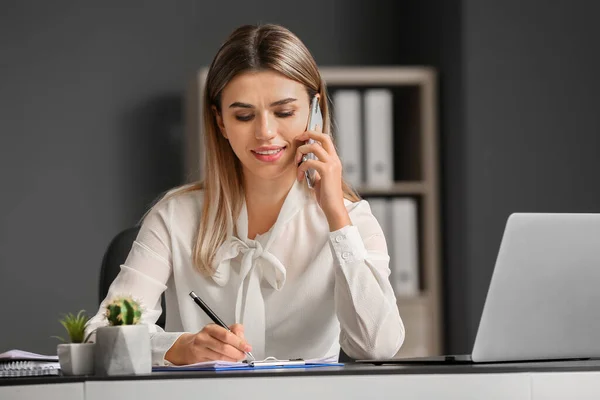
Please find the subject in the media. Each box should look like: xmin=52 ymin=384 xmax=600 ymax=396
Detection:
xmin=295 ymin=127 xmax=351 ymax=231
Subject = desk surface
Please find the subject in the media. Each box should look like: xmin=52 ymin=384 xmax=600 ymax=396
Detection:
xmin=5 ymin=361 xmax=600 ymax=400
xmin=3 ymin=359 xmax=600 ymax=387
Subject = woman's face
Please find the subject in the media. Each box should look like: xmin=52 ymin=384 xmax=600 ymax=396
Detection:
xmin=215 ymin=70 xmax=312 ymax=183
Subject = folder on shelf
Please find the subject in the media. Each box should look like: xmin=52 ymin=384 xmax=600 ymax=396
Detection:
xmin=332 ymin=90 xmax=362 ymax=187
xmin=390 ymin=198 xmax=420 ymax=297
xmin=368 ymin=198 xmax=393 ymax=260
xmin=364 ymin=89 xmax=394 ymax=186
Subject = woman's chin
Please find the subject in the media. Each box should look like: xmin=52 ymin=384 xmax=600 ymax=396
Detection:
xmin=243 ymin=165 xmax=297 ymax=184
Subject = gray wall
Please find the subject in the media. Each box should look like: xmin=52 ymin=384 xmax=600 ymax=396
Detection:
xmin=0 ymin=1 xmax=408 ymax=354
xmin=450 ymin=0 xmax=600 ymax=352
xmin=2 ymin=0 xmax=599 ymax=357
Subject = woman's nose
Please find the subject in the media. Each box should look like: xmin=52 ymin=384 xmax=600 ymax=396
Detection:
xmin=255 ymin=113 xmax=276 ymax=140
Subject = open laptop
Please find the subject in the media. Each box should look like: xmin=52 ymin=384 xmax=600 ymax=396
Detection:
xmin=359 ymin=213 xmax=600 ymax=365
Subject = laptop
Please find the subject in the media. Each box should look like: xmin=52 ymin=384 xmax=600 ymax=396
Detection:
xmin=359 ymin=213 xmax=600 ymax=365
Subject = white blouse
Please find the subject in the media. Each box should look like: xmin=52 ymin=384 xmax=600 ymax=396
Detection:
xmin=86 ymin=180 xmax=405 ymax=365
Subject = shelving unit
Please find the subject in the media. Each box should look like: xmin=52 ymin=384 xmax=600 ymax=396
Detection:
xmin=185 ymin=66 xmax=443 ymax=357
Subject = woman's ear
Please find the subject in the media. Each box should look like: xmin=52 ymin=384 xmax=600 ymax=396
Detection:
xmin=212 ymin=105 xmax=227 ymax=139
xmin=314 ymin=93 xmax=321 ymax=109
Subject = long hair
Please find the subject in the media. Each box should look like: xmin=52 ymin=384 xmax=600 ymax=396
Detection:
xmin=163 ymin=24 xmax=360 ymax=276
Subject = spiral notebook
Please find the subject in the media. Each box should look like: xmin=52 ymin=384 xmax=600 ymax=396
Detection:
xmin=0 ymin=349 xmax=60 ymax=378
xmin=153 ymin=355 xmax=343 ymax=372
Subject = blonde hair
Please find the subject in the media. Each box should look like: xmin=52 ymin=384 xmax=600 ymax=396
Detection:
xmin=162 ymin=24 xmax=360 ymax=276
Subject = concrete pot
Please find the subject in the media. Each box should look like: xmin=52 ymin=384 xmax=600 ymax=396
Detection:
xmin=94 ymin=325 xmax=151 ymax=376
xmin=57 ymin=343 xmax=95 ymax=376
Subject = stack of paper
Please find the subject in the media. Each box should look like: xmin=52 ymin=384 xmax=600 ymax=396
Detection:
xmin=0 ymin=349 xmax=58 ymax=361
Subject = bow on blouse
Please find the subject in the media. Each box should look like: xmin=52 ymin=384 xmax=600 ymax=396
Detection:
xmin=211 ymin=236 xmax=287 ymax=360
xmin=208 ymin=180 xmax=307 ymax=360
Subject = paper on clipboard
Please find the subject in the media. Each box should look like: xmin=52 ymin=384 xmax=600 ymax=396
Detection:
xmin=153 ymin=354 xmax=341 ymax=371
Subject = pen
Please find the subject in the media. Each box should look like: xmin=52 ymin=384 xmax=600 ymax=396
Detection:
xmin=189 ymin=291 xmax=255 ymax=361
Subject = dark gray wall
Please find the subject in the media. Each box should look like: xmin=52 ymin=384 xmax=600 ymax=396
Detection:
xmin=452 ymin=0 xmax=600 ymax=352
xmin=3 ymin=0 xmax=598 ymax=357
xmin=0 ymin=1 xmax=409 ymax=354
xmin=394 ymin=0 xmax=467 ymax=354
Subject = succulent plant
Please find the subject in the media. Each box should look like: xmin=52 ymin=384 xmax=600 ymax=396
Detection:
xmin=53 ymin=310 xmax=92 ymax=343
xmin=104 ymin=296 xmax=142 ymax=326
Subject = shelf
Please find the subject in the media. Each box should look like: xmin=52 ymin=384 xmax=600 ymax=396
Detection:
xmin=394 ymin=292 xmax=435 ymax=358
xmin=396 ymin=292 xmax=430 ymax=307
xmin=354 ymin=182 xmax=428 ymax=197
xmin=321 ymin=67 xmax=435 ymax=86
xmin=185 ymin=65 xmax=442 ymax=356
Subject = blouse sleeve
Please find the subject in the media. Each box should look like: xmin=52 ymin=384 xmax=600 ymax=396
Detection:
xmin=85 ymin=198 xmax=184 ymax=365
xmin=330 ymin=200 xmax=405 ymax=359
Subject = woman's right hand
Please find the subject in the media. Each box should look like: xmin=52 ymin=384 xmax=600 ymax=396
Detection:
xmin=165 ymin=323 xmax=252 ymax=365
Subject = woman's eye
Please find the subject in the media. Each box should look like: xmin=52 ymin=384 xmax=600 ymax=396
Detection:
xmin=276 ymin=111 xmax=295 ymax=118
xmin=235 ymin=115 xmax=254 ymax=122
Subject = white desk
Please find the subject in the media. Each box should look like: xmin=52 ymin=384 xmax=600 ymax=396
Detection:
xmin=3 ymin=361 xmax=600 ymax=400
xmin=85 ymin=372 xmax=530 ymax=400
xmin=0 ymin=382 xmax=83 ymax=400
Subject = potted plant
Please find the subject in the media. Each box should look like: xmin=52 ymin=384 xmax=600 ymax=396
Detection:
xmin=54 ymin=310 xmax=95 ymax=375
xmin=94 ymin=295 xmax=151 ymax=376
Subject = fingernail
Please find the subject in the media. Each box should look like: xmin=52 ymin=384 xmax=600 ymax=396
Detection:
xmin=245 ymin=345 xmax=252 ymax=352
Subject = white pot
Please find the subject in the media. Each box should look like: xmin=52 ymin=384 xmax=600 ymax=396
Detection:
xmin=94 ymin=325 xmax=151 ymax=376
xmin=57 ymin=343 xmax=95 ymax=376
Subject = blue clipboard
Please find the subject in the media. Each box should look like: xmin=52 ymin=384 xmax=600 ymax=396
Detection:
xmin=153 ymin=358 xmax=343 ymax=372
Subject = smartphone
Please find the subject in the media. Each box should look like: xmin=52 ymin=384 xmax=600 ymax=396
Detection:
xmin=302 ymin=96 xmax=323 ymax=188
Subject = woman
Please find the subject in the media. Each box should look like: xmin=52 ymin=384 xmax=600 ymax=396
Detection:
xmin=87 ymin=23 xmax=405 ymax=366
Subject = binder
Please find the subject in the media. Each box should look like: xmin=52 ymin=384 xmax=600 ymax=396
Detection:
xmin=332 ymin=90 xmax=362 ymax=187
xmin=368 ymin=198 xmax=393 ymax=261
xmin=390 ymin=198 xmax=420 ymax=297
xmin=364 ymin=89 xmax=394 ymax=186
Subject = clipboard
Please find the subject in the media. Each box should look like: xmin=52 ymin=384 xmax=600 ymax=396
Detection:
xmin=153 ymin=356 xmax=343 ymax=372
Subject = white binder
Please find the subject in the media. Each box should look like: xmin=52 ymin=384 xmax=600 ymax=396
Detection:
xmin=364 ymin=89 xmax=394 ymax=186
xmin=368 ymin=198 xmax=392 ymax=262
xmin=332 ymin=90 xmax=362 ymax=187
xmin=390 ymin=197 xmax=419 ymax=297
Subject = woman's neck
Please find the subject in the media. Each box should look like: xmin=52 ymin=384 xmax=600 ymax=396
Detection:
xmin=243 ymin=170 xmax=296 ymax=240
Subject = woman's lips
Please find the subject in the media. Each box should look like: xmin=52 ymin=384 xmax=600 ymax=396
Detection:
xmin=251 ymin=146 xmax=286 ymax=162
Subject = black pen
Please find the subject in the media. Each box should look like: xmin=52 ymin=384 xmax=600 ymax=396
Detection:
xmin=188 ymin=291 xmax=255 ymax=361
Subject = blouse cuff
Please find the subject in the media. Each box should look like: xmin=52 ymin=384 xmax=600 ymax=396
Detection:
xmin=150 ymin=331 xmax=186 ymax=366
xmin=328 ymin=225 xmax=368 ymax=266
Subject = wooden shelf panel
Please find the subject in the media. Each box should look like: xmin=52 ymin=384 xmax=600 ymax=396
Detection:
xmin=355 ymin=182 xmax=428 ymax=197
xmin=396 ymin=292 xmax=430 ymax=306
xmin=395 ymin=292 xmax=436 ymax=358
xmin=321 ymin=67 xmax=435 ymax=86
